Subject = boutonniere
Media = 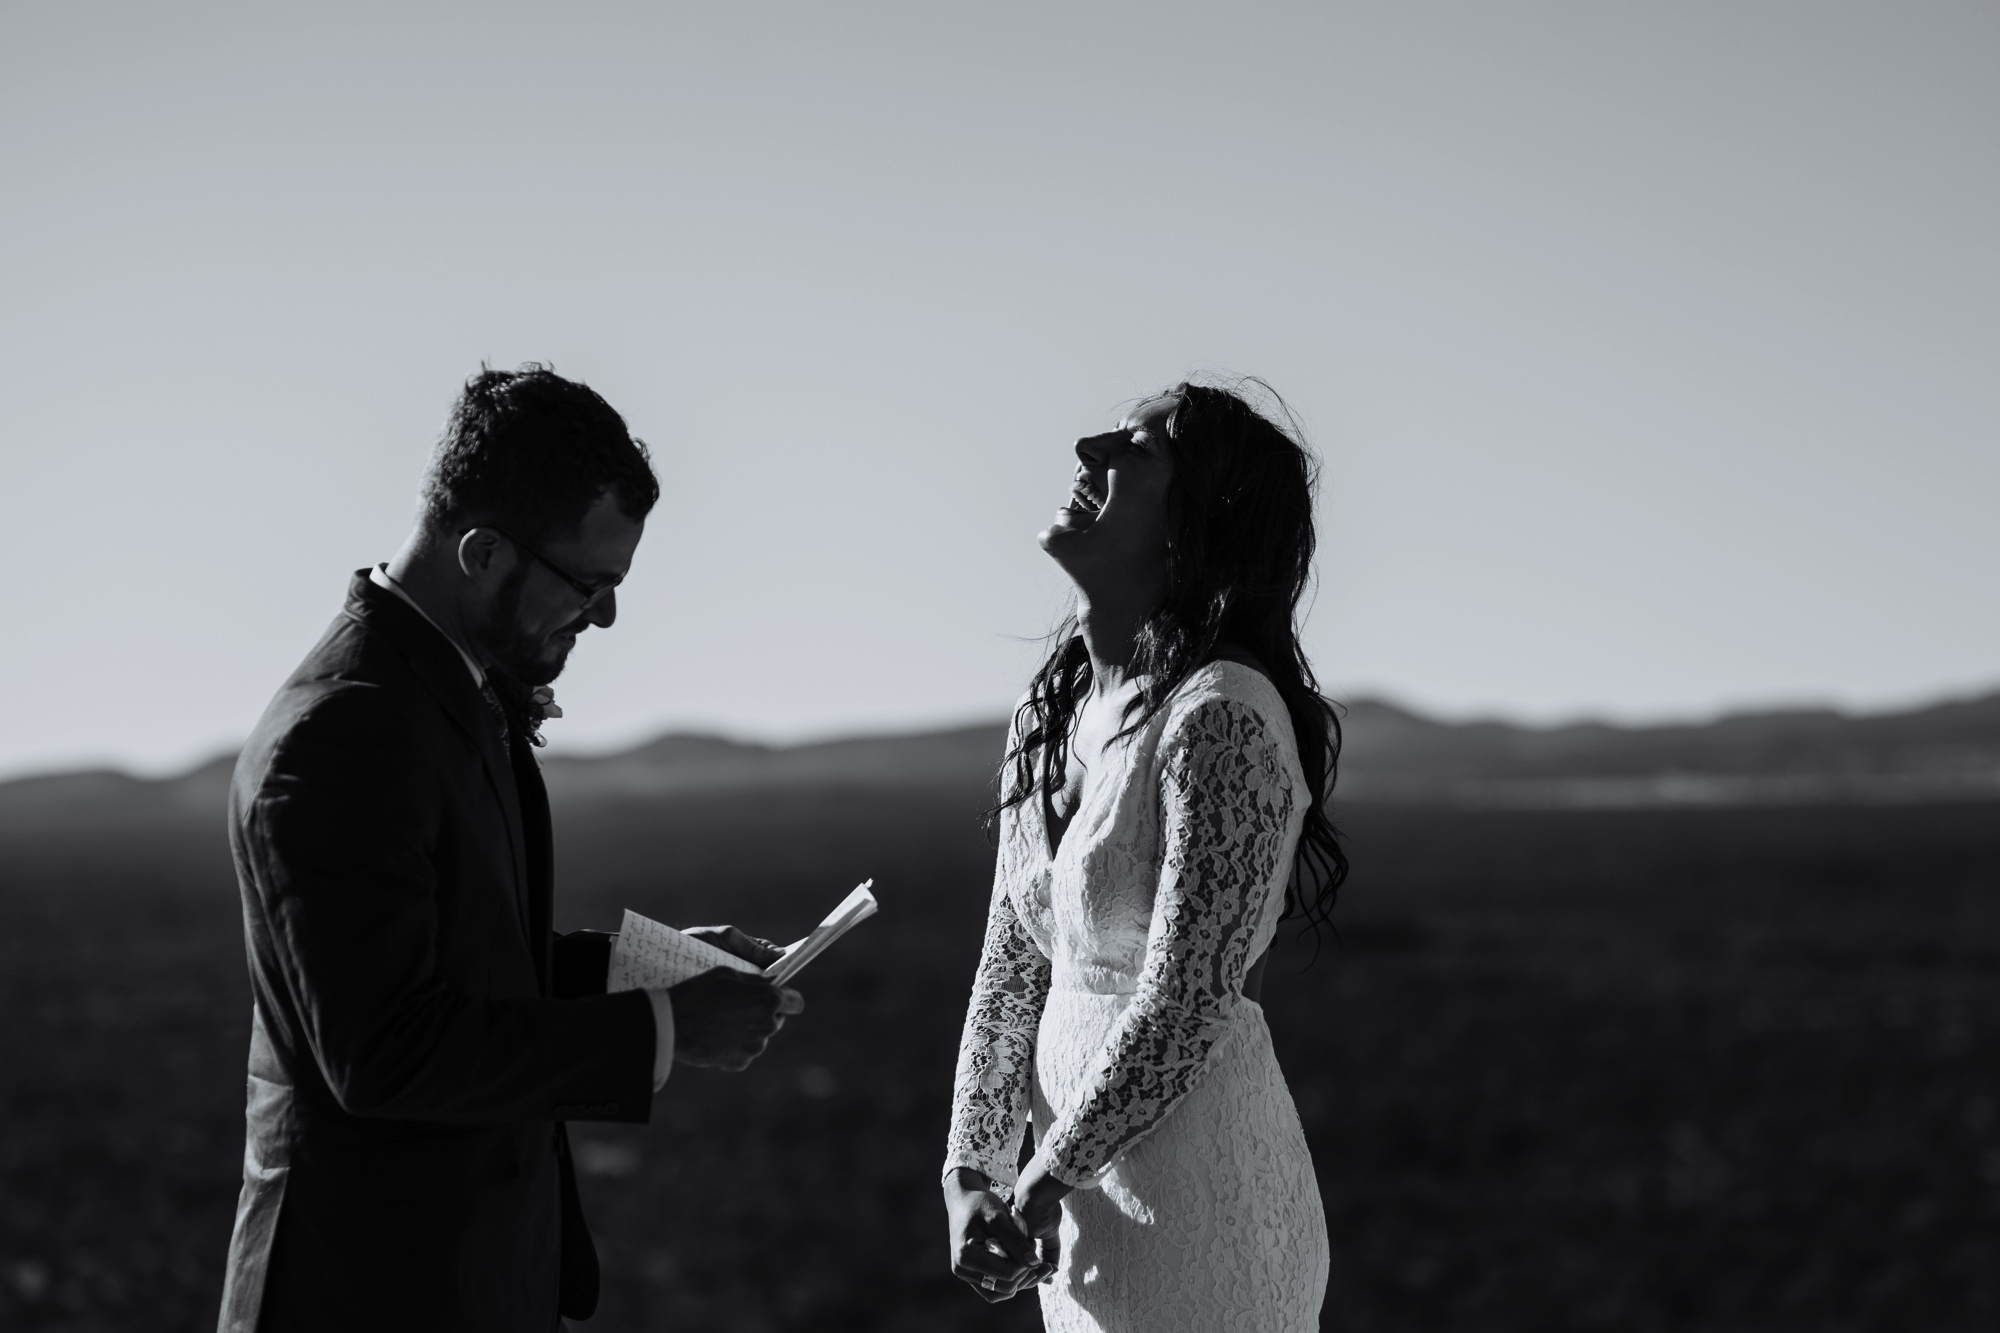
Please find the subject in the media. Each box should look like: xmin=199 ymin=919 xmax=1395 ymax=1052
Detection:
xmin=524 ymin=686 xmax=563 ymax=748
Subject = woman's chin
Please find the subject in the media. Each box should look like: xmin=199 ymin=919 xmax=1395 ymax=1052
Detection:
xmin=1037 ymin=525 xmax=1083 ymax=557
xmin=1040 ymin=508 xmax=1098 ymax=546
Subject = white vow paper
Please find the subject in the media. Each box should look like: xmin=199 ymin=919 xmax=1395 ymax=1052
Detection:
xmin=606 ymin=912 xmax=763 ymax=993
xmin=605 ymin=879 xmax=878 ymax=993
xmin=764 ymin=881 xmax=877 ymax=986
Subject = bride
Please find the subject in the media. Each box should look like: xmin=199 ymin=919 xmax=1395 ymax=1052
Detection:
xmin=941 ymin=378 xmax=1347 ymax=1331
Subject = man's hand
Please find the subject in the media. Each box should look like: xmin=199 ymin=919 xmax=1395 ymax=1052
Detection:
xmin=944 ymin=1168 xmax=1052 ymax=1301
xmin=683 ymin=924 xmax=786 ymax=970
xmin=667 ymin=967 xmax=803 ymax=1071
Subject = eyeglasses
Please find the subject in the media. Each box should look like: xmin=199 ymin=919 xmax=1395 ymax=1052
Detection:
xmin=483 ymin=527 xmax=622 ymax=609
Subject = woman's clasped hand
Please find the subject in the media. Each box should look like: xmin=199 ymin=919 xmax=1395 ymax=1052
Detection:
xmin=943 ymin=1168 xmax=1058 ymax=1301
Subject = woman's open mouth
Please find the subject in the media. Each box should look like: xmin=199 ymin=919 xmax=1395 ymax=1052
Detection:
xmin=1063 ymin=476 xmax=1104 ymax=517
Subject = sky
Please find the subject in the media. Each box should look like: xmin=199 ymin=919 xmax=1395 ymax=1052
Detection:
xmin=2 ymin=1 xmax=1994 ymax=779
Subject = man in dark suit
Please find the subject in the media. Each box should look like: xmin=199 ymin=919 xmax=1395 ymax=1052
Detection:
xmin=217 ymin=365 xmax=799 ymax=1331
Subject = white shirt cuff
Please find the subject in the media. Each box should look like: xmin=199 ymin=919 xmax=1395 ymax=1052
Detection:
xmin=644 ymin=988 xmax=675 ymax=1091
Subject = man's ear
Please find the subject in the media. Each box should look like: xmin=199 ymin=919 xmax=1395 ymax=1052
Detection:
xmin=456 ymin=527 xmax=505 ymax=581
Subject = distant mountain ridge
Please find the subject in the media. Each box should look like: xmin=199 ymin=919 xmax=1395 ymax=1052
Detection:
xmin=1336 ymin=693 xmax=2000 ymax=806
xmin=3 ymin=690 xmax=1996 ymax=829
xmin=538 ymin=724 xmax=1008 ymax=801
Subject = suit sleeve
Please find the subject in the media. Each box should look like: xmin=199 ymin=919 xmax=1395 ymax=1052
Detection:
xmin=552 ymin=930 xmax=615 ymax=999
xmin=242 ymin=684 xmax=656 ymax=1124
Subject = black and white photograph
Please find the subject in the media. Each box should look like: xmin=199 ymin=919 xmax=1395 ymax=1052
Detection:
xmin=2 ymin=3 xmax=1996 ymax=1330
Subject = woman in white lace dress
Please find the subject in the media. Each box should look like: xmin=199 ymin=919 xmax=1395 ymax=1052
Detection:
xmin=941 ymin=379 xmax=1348 ymax=1331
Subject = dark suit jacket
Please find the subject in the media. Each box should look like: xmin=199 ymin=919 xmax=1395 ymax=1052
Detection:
xmin=218 ymin=572 xmax=656 ymax=1333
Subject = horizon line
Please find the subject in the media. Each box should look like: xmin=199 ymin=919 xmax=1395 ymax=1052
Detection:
xmin=4 ymin=680 xmax=1994 ymax=789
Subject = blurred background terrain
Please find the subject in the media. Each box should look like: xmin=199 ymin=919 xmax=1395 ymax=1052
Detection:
xmin=3 ymin=693 xmax=1996 ymax=1331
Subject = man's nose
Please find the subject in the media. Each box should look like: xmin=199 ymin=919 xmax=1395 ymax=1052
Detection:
xmin=586 ymin=587 xmax=618 ymax=628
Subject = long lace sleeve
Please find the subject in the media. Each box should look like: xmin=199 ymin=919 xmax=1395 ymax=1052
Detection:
xmin=1037 ymin=698 xmax=1296 ymax=1187
xmin=942 ymin=861 xmax=1052 ymax=1192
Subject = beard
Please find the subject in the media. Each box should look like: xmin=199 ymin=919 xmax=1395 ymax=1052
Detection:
xmin=472 ymin=564 xmax=584 ymax=693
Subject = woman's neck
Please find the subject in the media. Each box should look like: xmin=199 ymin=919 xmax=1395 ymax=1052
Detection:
xmin=1074 ymin=587 xmax=1151 ymax=699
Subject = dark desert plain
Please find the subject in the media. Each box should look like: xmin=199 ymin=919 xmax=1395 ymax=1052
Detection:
xmin=3 ymin=694 xmax=1999 ymax=1332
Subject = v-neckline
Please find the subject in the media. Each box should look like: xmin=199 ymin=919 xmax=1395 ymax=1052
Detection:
xmin=1038 ymin=675 xmax=1151 ymax=862
xmin=1042 ymin=743 xmax=1108 ymax=862
xmin=1042 ymin=785 xmax=1078 ymax=861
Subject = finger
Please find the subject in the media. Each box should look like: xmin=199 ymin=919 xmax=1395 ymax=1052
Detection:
xmin=684 ymin=926 xmax=759 ymax=964
xmin=776 ymin=987 xmax=805 ymax=1017
xmin=955 ymin=1261 xmax=1035 ymax=1300
xmin=956 ymin=1261 xmax=1034 ymax=1301
xmin=724 ymin=1036 xmax=769 ymax=1072
xmin=956 ymin=1232 xmax=1032 ymax=1280
xmin=718 ymin=926 xmax=777 ymax=964
xmin=980 ymin=1213 xmax=1039 ymax=1269
xmin=955 ymin=1258 xmax=1031 ymax=1287
xmin=955 ymin=1237 xmax=1036 ymax=1283
xmin=728 ymin=927 xmax=787 ymax=966
xmin=956 ymin=1271 xmax=1017 ymax=1303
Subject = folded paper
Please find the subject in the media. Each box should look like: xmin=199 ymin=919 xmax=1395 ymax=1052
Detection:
xmin=606 ymin=879 xmax=878 ymax=993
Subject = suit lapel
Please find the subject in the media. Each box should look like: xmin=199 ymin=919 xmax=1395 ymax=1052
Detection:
xmin=477 ymin=706 xmax=534 ymax=945
xmin=342 ymin=574 xmax=533 ymax=938
xmin=509 ymin=733 xmax=556 ymax=993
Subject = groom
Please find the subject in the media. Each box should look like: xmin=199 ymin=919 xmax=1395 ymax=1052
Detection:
xmin=217 ymin=365 xmax=800 ymax=1332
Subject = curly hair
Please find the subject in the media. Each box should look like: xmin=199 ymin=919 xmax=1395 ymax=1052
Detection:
xmin=996 ymin=376 xmax=1349 ymax=937
xmin=420 ymin=363 xmax=659 ymax=542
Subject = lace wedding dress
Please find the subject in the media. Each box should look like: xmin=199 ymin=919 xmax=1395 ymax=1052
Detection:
xmin=944 ymin=661 xmax=1329 ymax=1332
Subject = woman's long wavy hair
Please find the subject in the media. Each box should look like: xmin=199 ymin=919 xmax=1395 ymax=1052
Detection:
xmin=994 ymin=376 xmax=1348 ymax=936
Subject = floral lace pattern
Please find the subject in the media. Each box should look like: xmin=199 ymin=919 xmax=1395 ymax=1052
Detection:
xmin=943 ymin=663 xmax=1330 ymax=1331
xmin=941 ymin=851 xmax=1050 ymax=1192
